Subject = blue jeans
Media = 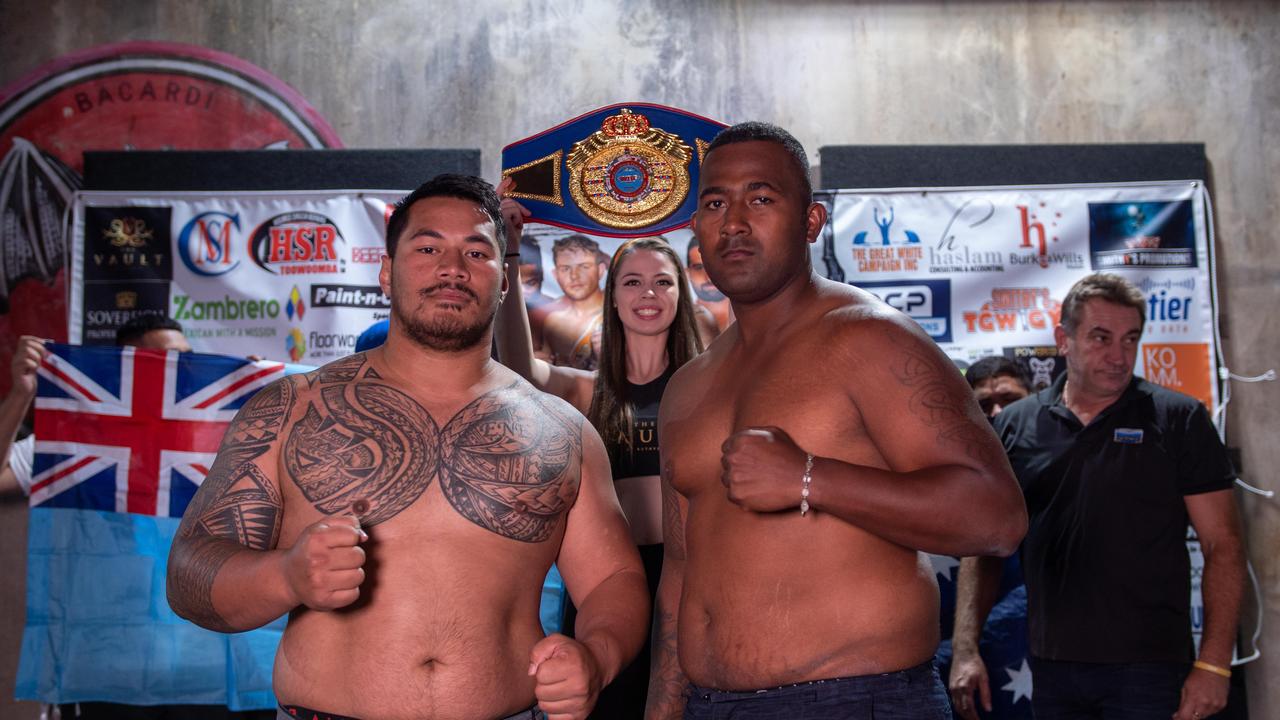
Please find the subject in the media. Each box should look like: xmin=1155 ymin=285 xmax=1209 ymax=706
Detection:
xmin=1028 ymin=657 xmax=1189 ymax=720
xmin=683 ymin=661 xmax=951 ymax=719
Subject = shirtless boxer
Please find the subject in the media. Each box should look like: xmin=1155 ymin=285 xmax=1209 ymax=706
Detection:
xmin=167 ymin=174 xmax=648 ymax=720
xmin=645 ymin=124 xmax=1027 ymax=718
xmin=684 ymin=238 xmax=732 ymax=333
xmin=541 ymin=235 xmax=607 ymax=369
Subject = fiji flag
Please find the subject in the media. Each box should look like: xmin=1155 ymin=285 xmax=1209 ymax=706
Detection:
xmin=16 ymin=344 xmax=308 ymax=710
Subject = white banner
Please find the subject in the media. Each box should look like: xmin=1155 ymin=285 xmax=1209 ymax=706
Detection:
xmin=818 ymin=181 xmax=1219 ymax=413
xmin=68 ymin=181 xmax=1221 ymax=413
xmin=69 ymin=189 xmax=404 ymax=364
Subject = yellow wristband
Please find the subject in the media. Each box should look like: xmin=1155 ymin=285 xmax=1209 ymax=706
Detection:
xmin=1193 ymin=660 xmax=1232 ymax=678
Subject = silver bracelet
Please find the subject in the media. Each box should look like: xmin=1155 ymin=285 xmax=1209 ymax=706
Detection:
xmin=800 ymin=452 xmax=814 ymax=516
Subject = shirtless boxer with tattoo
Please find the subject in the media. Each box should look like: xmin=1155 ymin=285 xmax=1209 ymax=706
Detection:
xmin=168 ymin=175 xmax=648 ymax=720
xmin=644 ymin=124 xmax=1027 ymax=718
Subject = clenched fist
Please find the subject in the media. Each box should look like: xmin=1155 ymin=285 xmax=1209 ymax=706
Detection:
xmin=10 ymin=335 xmax=49 ymax=398
xmin=498 ymin=176 xmax=531 ymax=241
xmin=282 ymin=515 xmax=368 ymax=611
xmin=720 ymin=426 xmax=812 ymax=513
xmin=528 ymin=634 xmax=603 ymax=720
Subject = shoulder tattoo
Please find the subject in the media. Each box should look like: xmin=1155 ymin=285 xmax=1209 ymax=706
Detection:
xmin=171 ymin=376 xmax=295 ymax=630
xmin=892 ymin=338 xmax=999 ymax=466
xmin=182 ymin=377 xmax=294 ymax=547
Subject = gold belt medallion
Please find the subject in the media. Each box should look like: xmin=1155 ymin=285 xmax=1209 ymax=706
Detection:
xmin=566 ymin=108 xmax=693 ymax=230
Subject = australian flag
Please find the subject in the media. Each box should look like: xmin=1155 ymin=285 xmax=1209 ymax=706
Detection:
xmin=16 ymin=344 xmax=305 ymax=710
xmin=932 ymin=552 xmax=1034 ymax=719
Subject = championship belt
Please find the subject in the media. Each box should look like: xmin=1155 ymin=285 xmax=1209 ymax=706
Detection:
xmin=502 ymin=103 xmax=726 ymax=238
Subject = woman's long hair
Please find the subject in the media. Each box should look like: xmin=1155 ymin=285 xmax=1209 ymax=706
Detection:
xmin=586 ymin=237 xmax=704 ymax=461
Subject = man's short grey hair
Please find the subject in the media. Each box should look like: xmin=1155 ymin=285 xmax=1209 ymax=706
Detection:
xmin=1059 ymin=273 xmax=1146 ymax=333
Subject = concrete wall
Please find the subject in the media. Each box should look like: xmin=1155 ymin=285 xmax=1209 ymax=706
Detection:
xmin=1 ymin=1 xmax=1275 ymax=717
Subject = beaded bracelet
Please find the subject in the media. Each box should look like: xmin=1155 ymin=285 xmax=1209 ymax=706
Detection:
xmin=800 ymin=453 xmax=814 ymax=516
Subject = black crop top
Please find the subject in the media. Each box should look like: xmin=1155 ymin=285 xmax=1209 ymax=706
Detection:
xmin=610 ymin=368 xmax=672 ymax=480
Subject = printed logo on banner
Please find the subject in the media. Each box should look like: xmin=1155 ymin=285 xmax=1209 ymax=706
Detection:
xmin=854 ymin=279 xmax=952 ymax=343
xmin=962 ymin=287 xmax=1063 ymax=335
xmin=171 ymin=293 xmax=281 ymax=323
xmin=285 ymin=327 xmax=307 ymax=362
xmin=84 ymin=206 xmax=173 ymax=282
xmin=249 ymin=212 xmax=346 ymax=275
xmin=1089 ymin=200 xmax=1197 ymax=270
xmin=1009 ymin=203 xmax=1084 ymax=270
xmin=1142 ymin=277 xmax=1197 ymax=336
xmin=177 ymin=211 xmax=241 ymax=277
xmin=82 ymin=282 xmax=169 ymax=345
xmin=941 ymin=345 xmax=1005 ymax=372
xmin=350 ymin=246 xmax=383 ymax=264
xmin=850 ymin=206 xmax=924 ymax=273
xmin=1140 ymin=342 xmax=1214 ymax=409
xmin=310 ymin=284 xmax=390 ymax=309
xmin=1003 ymin=346 xmax=1065 ymax=391
xmin=304 ymin=330 xmax=361 ymax=360
xmin=929 ymin=199 xmax=1004 ymax=273
xmin=285 ymin=285 xmax=306 ymax=321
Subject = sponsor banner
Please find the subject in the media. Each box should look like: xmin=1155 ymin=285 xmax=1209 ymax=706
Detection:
xmin=70 ymin=190 xmax=401 ymax=363
xmin=310 ymin=284 xmax=391 ymax=309
xmin=1089 ymin=200 xmax=1196 ymax=270
xmin=1135 ymin=342 xmax=1215 ymax=410
xmin=69 ymin=182 xmax=1222 ymax=411
xmin=961 ymin=287 xmax=1062 ymax=340
xmin=83 ymin=206 xmax=174 ymax=283
xmin=823 ymin=182 xmax=1219 ymax=412
xmin=81 ymin=282 xmax=171 ymax=345
xmin=1003 ymin=345 xmax=1066 ymax=391
xmin=853 ymin=279 xmax=953 ymax=343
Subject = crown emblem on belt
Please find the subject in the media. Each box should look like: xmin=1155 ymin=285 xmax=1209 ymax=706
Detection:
xmin=564 ymin=109 xmax=693 ymax=230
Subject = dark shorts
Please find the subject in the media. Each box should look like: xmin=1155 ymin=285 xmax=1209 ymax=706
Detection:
xmin=683 ymin=660 xmax=951 ymax=719
xmin=1028 ymin=657 xmax=1189 ymax=720
xmin=277 ymin=704 xmax=546 ymax=720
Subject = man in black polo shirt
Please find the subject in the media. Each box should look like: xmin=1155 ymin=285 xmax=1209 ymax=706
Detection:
xmin=950 ymin=273 xmax=1244 ymax=720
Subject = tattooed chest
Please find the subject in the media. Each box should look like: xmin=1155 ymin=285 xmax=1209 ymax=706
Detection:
xmin=283 ymin=381 xmax=582 ymax=542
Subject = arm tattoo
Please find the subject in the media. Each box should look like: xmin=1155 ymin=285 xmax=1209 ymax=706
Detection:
xmin=661 ymin=461 xmax=686 ymax=559
xmin=648 ymin=461 xmax=690 ymax=715
xmin=892 ymin=339 xmax=999 ymax=467
xmin=170 ymin=377 xmax=294 ymax=629
xmin=646 ymin=606 xmax=690 ymax=715
xmin=438 ymin=390 xmax=581 ymax=543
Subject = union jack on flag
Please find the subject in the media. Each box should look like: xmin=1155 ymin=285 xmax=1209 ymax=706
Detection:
xmin=33 ymin=344 xmax=286 ymax=518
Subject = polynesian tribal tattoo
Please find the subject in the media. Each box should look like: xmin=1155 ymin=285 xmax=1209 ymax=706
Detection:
xmin=285 ymin=354 xmax=582 ymax=542
xmin=648 ymin=460 xmax=690 ymax=712
xmin=661 ymin=460 xmax=685 ymax=559
xmin=171 ymin=376 xmax=295 ymax=630
xmin=436 ymin=391 xmax=582 ymax=542
xmin=285 ymin=381 xmax=438 ymax=526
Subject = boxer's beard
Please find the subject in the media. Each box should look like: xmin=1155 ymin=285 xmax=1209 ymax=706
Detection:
xmin=395 ymin=282 xmax=497 ymax=352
